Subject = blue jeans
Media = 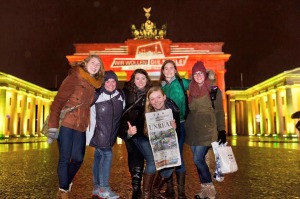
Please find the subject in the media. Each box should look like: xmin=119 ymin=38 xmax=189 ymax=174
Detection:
xmin=132 ymin=136 xmax=156 ymax=174
xmin=190 ymin=145 xmax=212 ymax=183
xmin=93 ymin=148 xmax=113 ymax=187
xmin=57 ymin=126 xmax=86 ymax=190
xmin=132 ymin=135 xmax=174 ymax=178
xmin=176 ymin=122 xmax=186 ymax=172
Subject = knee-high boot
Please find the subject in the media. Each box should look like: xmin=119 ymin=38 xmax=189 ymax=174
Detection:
xmin=165 ymin=174 xmax=175 ymax=198
xmin=142 ymin=173 xmax=155 ymax=199
xmin=152 ymin=174 xmax=168 ymax=199
xmin=132 ymin=167 xmax=143 ymax=199
xmin=176 ymin=172 xmax=187 ymax=199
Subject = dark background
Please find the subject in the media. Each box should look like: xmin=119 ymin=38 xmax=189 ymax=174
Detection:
xmin=1 ymin=0 xmax=299 ymax=90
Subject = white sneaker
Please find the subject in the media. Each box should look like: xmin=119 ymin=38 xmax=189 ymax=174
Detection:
xmin=104 ymin=187 xmax=119 ymax=199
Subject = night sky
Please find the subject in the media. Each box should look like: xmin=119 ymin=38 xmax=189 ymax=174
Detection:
xmin=1 ymin=0 xmax=299 ymax=90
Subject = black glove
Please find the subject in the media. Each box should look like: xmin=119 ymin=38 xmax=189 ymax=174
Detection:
xmin=296 ymin=121 xmax=300 ymax=131
xmin=218 ymin=130 xmax=227 ymax=144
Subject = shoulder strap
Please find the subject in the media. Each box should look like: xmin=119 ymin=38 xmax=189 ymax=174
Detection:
xmin=210 ymin=86 xmax=218 ymax=109
xmin=178 ymin=78 xmax=190 ymax=119
xmin=178 ymin=78 xmax=186 ymax=94
xmin=121 ymin=95 xmax=144 ymax=117
xmin=166 ymin=97 xmax=179 ymax=113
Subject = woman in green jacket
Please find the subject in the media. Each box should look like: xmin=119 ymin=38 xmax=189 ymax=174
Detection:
xmin=159 ymin=60 xmax=190 ymax=199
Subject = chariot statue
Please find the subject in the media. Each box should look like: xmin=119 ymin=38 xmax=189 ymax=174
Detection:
xmin=131 ymin=7 xmax=167 ymax=40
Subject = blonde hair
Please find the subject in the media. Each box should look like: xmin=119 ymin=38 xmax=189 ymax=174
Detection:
xmin=145 ymin=86 xmax=166 ymax=113
xmin=70 ymin=54 xmax=105 ymax=80
xmin=144 ymin=86 xmax=166 ymax=136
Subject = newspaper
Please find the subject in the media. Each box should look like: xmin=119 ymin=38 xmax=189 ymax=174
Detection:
xmin=145 ymin=109 xmax=181 ymax=170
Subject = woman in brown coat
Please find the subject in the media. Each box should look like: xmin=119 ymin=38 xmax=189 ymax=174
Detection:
xmin=48 ymin=54 xmax=104 ymax=199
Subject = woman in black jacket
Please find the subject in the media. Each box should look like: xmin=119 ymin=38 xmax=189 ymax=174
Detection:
xmin=119 ymin=69 xmax=152 ymax=199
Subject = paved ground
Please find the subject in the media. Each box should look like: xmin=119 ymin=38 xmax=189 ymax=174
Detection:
xmin=1 ymin=136 xmax=300 ymax=199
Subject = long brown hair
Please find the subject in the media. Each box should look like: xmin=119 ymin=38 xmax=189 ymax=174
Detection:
xmin=159 ymin=60 xmax=181 ymax=84
xmin=125 ymin=68 xmax=152 ymax=93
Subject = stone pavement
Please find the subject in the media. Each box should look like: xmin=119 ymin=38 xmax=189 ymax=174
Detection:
xmin=1 ymin=136 xmax=300 ymax=198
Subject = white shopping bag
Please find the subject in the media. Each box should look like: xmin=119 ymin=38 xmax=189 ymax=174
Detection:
xmin=211 ymin=141 xmax=224 ymax=182
xmin=211 ymin=141 xmax=238 ymax=175
xmin=217 ymin=145 xmax=238 ymax=174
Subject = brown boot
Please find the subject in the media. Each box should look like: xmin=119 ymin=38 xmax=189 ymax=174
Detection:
xmin=57 ymin=189 xmax=69 ymax=199
xmin=152 ymin=173 xmax=168 ymax=199
xmin=142 ymin=173 xmax=155 ymax=199
xmin=176 ymin=172 xmax=187 ymax=199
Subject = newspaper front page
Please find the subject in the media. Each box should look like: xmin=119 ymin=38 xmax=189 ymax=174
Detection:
xmin=145 ymin=109 xmax=181 ymax=170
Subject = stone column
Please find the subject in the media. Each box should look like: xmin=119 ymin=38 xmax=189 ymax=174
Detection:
xmin=276 ymin=89 xmax=285 ymax=135
xmin=229 ymin=99 xmax=236 ymax=135
xmin=259 ymin=95 xmax=267 ymax=135
xmin=10 ymin=90 xmax=18 ymax=137
xmin=0 ymin=89 xmax=6 ymax=137
xmin=267 ymin=91 xmax=275 ymax=135
xmin=286 ymin=87 xmax=294 ymax=134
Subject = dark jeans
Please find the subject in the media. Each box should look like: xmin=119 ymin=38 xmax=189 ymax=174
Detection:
xmin=124 ymin=138 xmax=145 ymax=174
xmin=57 ymin=126 xmax=86 ymax=190
xmin=176 ymin=122 xmax=186 ymax=172
xmin=190 ymin=145 xmax=212 ymax=183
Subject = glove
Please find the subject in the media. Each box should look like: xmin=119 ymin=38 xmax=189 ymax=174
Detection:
xmin=47 ymin=128 xmax=58 ymax=144
xmin=296 ymin=121 xmax=300 ymax=131
xmin=218 ymin=130 xmax=227 ymax=145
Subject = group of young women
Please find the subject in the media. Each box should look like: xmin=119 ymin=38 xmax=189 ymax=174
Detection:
xmin=48 ymin=54 xmax=226 ymax=199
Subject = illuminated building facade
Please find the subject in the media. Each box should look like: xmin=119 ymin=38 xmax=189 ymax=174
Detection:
xmin=66 ymin=7 xmax=231 ymax=126
xmin=0 ymin=72 xmax=56 ymax=138
xmin=226 ymin=68 xmax=300 ymax=137
xmin=2 ymin=67 xmax=300 ymax=138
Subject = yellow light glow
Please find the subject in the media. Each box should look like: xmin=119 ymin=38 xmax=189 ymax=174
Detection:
xmin=0 ymin=72 xmax=57 ymax=137
xmin=226 ymin=67 xmax=300 ymax=137
xmin=116 ymin=137 xmax=123 ymax=144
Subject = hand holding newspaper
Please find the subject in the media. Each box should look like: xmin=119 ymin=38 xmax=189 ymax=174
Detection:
xmin=145 ymin=109 xmax=181 ymax=170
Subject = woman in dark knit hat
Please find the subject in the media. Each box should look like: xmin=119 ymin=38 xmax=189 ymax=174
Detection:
xmin=86 ymin=70 xmax=125 ymax=199
xmin=185 ymin=61 xmax=218 ymax=199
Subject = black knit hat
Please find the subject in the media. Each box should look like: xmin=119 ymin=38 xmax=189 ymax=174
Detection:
xmin=104 ymin=70 xmax=118 ymax=83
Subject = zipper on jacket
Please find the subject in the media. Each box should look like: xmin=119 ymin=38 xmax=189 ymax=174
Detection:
xmin=110 ymin=93 xmax=114 ymax=146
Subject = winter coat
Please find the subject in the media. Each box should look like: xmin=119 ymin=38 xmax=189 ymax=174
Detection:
xmin=118 ymin=87 xmax=147 ymax=139
xmin=211 ymin=88 xmax=226 ymax=132
xmin=48 ymin=66 xmax=100 ymax=132
xmin=161 ymin=77 xmax=190 ymax=122
xmin=185 ymin=94 xmax=218 ymax=146
xmin=165 ymin=98 xmax=181 ymax=138
xmin=87 ymin=88 xmax=125 ymax=148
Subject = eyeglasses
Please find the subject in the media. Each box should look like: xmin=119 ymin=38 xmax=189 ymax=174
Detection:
xmin=193 ymin=71 xmax=204 ymax=76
